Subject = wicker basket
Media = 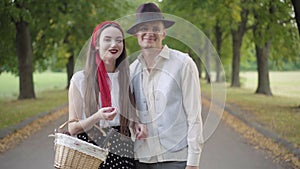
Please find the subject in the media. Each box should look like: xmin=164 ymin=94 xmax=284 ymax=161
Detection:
xmin=52 ymin=133 xmax=109 ymax=169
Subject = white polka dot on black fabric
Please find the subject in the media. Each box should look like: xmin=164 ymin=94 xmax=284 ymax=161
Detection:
xmin=100 ymin=152 xmax=135 ymax=168
xmin=81 ymin=127 xmax=135 ymax=169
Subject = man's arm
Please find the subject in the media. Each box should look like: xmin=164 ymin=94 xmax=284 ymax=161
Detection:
xmin=181 ymin=56 xmax=203 ymax=167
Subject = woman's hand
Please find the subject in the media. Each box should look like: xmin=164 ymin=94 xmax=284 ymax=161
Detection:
xmin=97 ymin=107 xmax=117 ymax=121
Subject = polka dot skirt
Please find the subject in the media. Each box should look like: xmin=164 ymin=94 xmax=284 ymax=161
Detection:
xmin=77 ymin=126 xmax=136 ymax=169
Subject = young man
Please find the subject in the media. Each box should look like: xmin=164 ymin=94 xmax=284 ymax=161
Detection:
xmin=128 ymin=3 xmax=203 ymax=169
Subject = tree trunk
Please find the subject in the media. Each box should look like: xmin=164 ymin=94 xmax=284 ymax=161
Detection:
xmin=254 ymin=40 xmax=272 ymax=96
xmin=231 ymin=30 xmax=242 ymax=87
xmin=66 ymin=55 xmax=74 ymax=89
xmin=189 ymin=49 xmax=202 ymax=78
xmin=215 ymin=23 xmax=222 ymax=82
xmin=291 ymin=0 xmax=300 ymax=35
xmin=230 ymin=7 xmax=249 ymax=87
xmin=252 ymin=2 xmax=273 ymax=96
xmin=205 ymin=39 xmax=211 ymax=83
xmin=195 ymin=57 xmax=202 ymax=79
xmin=16 ymin=21 xmax=35 ymax=99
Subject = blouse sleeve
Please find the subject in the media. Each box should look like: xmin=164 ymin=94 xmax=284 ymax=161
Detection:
xmin=68 ymin=77 xmax=84 ymax=122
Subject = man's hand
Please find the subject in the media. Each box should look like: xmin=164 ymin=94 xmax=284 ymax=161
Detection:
xmin=135 ymin=123 xmax=148 ymax=140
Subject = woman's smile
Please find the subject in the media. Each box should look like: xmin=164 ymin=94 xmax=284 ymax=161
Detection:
xmin=109 ymin=48 xmax=119 ymax=54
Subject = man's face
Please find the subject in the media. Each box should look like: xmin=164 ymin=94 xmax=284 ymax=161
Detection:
xmin=135 ymin=21 xmax=166 ymax=49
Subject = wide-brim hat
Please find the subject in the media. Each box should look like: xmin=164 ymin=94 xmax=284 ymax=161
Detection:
xmin=127 ymin=3 xmax=175 ymax=35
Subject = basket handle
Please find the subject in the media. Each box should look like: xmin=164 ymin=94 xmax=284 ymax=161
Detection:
xmin=57 ymin=119 xmax=108 ymax=137
xmin=57 ymin=119 xmax=79 ymax=132
xmin=58 ymin=119 xmax=106 ymax=137
xmin=52 ymin=119 xmax=115 ymax=148
xmin=100 ymin=128 xmax=117 ymax=148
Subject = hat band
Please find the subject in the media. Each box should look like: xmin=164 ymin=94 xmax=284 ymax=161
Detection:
xmin=136 ymin=12 xmax=164 ymax=24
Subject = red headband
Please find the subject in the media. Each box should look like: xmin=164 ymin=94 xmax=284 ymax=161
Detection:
xmin=92 ymin=21 xmax=122 ymax=48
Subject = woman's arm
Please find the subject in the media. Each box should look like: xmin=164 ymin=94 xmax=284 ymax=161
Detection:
xmin=68 ymin=81 xmax=117 ymax=136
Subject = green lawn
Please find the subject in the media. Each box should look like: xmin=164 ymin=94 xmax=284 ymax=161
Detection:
xmin=202 ymin=70 xmax=300 ymax=148
xmin=0 ymin=72 xmax=68 ymax=130
xmin=224 ymin=87 xmax=300 ymax=145
xmin=0 ymin=71 xmax=67 ymax=99
xmin=0 ymin=89 xmax=68 ymax=130
xmin=240 ymin=71 xmax=300 ymax=98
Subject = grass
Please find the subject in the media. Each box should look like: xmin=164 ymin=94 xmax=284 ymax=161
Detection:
xmin=0 ymin=89 xmax=68 ymax=130
xmin=225 ymin=88 xmax=300 ymax=146
xmin=202 ymin=70 xmax=300 ymax=148
xmin=240 ymin=71 xmax=300 ymax=98
xmin=0 ymin=72 xmax=68 ymax=130
xmin=0 ymin=71 xmax=67 ymax=99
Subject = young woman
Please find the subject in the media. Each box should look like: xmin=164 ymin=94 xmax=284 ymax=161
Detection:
xmin=68 ymin=21 xmax=136 ymax=169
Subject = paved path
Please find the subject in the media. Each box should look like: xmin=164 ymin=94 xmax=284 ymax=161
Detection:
xmin=0 ymin=109 xmax=285 ymax=169
xmin=0 ymin=115 xmax=67 ymax=169
xmin=200 ymin=121 xmax=284 ymax=169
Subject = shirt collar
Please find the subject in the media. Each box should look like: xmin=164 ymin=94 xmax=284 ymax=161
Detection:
xmin=159 ymin=45 xmax=170 ymax=60
xmin=138 ymin=45 xmax=170 ymax=64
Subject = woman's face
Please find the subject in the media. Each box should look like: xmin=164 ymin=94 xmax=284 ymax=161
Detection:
xmin=98 ymin=26 xmax=124 ymax=62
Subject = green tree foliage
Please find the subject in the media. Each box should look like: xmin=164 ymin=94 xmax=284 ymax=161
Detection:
xmin=0 ymin=0 xmax=65 ymax=99
xmin=0 ymin=0 xmax=132 ymax=98
xmin=291 ymin=0 xmax=300 ymax=35
xmin=160 ymin=0 xmax=299 ymax=95
xmin=0 ymin=0 xmax=61 ymax=74
xmin=45 ymin=0 xmax=132 ymax=72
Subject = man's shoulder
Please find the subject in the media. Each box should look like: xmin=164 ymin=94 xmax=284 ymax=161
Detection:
xmin=167 ymin=47 xmax=198 ymax=71
xmin=129 ymin=59 xmax=141 ymax=76
xmin=130 ymin=59 xmax=140 ymax=67
xmin=168 ymin=47 xmax=191 ymax=62
xmin=169 ymin=47 xmax=187 ymax=56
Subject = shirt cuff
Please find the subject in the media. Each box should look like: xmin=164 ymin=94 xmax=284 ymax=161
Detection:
xmin=187 ymin=152 xmax=201 ymax=166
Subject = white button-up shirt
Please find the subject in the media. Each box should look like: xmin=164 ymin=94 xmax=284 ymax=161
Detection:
xmin=130 ymin=45 xmax=203 ymax=166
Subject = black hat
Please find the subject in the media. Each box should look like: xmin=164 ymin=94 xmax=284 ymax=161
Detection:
xmin=126 ymin=3 xmax=175 ymax=35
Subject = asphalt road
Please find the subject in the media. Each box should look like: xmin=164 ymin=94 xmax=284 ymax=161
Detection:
xmin=0 ymin=110 xmax=285 ymax=169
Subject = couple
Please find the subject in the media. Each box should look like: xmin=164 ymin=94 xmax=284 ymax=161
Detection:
xmin=68 ymin=3 xmax=203 ymax=169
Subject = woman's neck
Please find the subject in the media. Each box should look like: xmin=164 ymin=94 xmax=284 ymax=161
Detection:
xmin=103 ymin=60 xmax=116 ymax=73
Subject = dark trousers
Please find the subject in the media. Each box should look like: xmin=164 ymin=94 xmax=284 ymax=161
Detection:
xmin=135 ymin=161 xmax=186 ymax=169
